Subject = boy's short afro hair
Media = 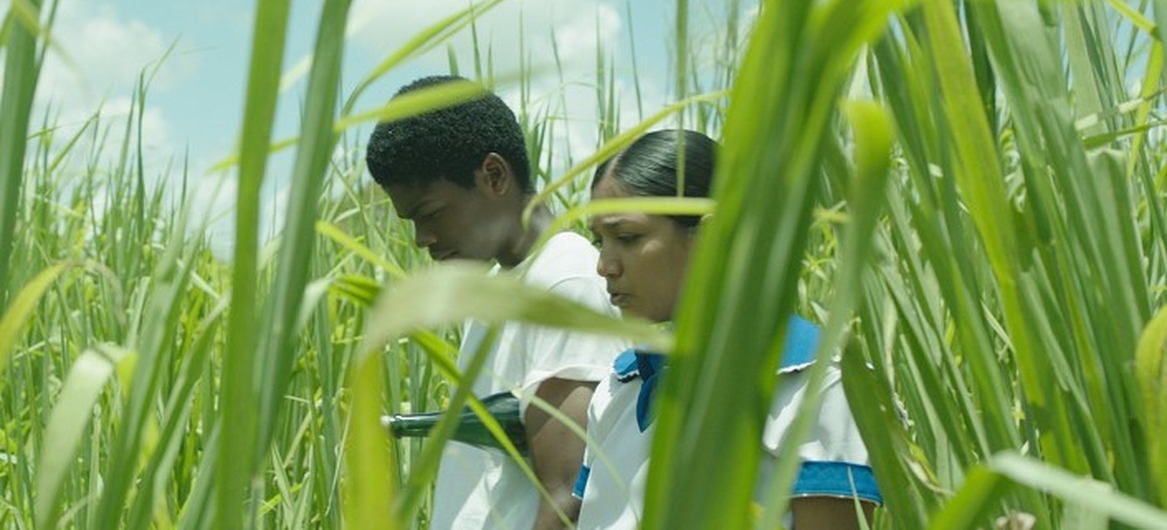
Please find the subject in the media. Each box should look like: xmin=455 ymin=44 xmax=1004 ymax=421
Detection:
xmin=365 ymin=75 xmax=533 ymax=192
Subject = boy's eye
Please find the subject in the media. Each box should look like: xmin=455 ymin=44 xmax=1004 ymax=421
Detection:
xmin=616 ymin=234 xmax=640 ymax=244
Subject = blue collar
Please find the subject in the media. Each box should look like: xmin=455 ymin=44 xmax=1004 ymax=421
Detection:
xmin=615 ymin=314 xmax=822 ymax=431
xmin=777 ymin=314 xmax=820 ymax=372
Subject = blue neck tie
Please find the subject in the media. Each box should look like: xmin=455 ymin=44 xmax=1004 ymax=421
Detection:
xmin=634 ymin=352 xmax=665 ymax=431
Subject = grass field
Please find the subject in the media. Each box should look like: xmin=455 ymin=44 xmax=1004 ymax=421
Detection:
xmin=4 ymin=0 xmax=1167 ymax=528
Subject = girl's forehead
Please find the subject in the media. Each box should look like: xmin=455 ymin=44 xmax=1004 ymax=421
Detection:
xmin=588 ymin=212 xmax=629 ymax=232
xmin=588 ymin=211 xmax=662 ymax=233
xmin=591 ymin=174 xmax=634 ymax=199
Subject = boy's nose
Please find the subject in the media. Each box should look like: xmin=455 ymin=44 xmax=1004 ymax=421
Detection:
xmin=413 ymin=224 xmax=437 ymax=248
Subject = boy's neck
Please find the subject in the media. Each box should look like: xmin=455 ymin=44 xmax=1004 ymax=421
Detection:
xmin=497 ymin=202 xmax=552 ymax=268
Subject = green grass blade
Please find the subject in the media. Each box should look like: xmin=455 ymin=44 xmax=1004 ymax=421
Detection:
xmin=986 ymin=453 xmax=1167 ymax=530
xmin=522 ymin=91 xmax=727 ymax=227
xmin=643 ymin=1 xmax=905 ymax=528
xmin=254 ymin=0 xmax=352 ymax=471
xmin=1137 ymin=304 xmax=1167 ymax=508
xmin=926 ymin=465 xmax=1012 ymax=530
xmin=537 ymin=197 xmax=715 ymax=251
xmin=358 ymin=262 xmax=669 ymax=355
xmin=0 ymin=261 xmax=67 ymax=375
xmin=841 ymin=333 xmax=934 ymax=530
xmin=217 ymin=0 xmax=291 ymax=526
xmin=0 ymin=0 xmax=44 ymax=308
xmin=34 ymin=344 xmax=131 ymax=529
xmin=94 ymin=215 xmax=197 ymax=528
xmin=756 ymin=100 xmax=896 ymax=529
xmin=921 ymin=1 xmax=1075 ymax=492
xmin=344 ymin=0 xmax=507 ymax=115
xmin=126 ymin=289 xmax=226 ymax=529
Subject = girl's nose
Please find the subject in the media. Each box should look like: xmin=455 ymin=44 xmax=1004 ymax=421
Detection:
xmin=596 ymin=251 xmax=620 ymax=278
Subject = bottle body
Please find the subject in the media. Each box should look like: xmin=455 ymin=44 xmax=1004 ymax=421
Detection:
xmin=381 ymin=391 xmax=529 ymax=456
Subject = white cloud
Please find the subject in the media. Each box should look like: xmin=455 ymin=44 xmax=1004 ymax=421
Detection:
xmin=339 ymin=0 xmax=698 ymax=197
xmin=29 ymin=3 xmax=200 ymax=170
xmin=99 ymin=96 xmax=174 ymax=153
xmin=341 ymin=0 xmax=650 ymax=199
xmin=347 ymin=0 xmax=621 ymax=78
xmin=38 ymin=3 xmax=188 ymax=110
xmin=187 ymin=166 xmax=239 ymax=260
xmin=514 ymin=76 xmax=675 ymax=194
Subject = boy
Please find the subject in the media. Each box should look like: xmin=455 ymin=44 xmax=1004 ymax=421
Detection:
xmin=365 ymin=75 xmax=623 ymax=530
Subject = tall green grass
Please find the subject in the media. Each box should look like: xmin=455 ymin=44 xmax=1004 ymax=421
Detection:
xmin=6 ymin=0 xmax=1167 ymax=529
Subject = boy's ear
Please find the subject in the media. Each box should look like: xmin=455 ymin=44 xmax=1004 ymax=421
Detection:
xmin=478 ymin=152 xmax=511 ymax=195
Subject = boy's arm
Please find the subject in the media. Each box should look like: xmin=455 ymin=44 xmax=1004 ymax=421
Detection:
xmin=526 ymin=377 xmax=597 ymax=530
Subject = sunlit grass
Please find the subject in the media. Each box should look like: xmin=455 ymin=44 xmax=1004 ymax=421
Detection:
xmin=5 ymin=0 xmax=1167 ymax=529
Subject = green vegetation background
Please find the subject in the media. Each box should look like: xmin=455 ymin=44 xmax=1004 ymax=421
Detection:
xmin=3 ymin=0 xmax=1167 ymax=529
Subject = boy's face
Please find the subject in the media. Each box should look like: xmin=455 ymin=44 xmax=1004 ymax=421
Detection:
xmin=387 ymin=171 xmax=512 ymax=263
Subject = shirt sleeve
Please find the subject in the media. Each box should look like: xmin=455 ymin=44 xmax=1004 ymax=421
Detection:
xmin=515 ymin=275 xmax=628 ymax=412
xmin=761 ymin=365 xmax=882 ymax=504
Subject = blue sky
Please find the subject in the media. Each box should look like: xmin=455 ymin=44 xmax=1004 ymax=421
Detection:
xmin=11 ymin=0 xmax=749 ymax=256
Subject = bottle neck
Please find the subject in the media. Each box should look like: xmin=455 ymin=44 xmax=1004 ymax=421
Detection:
xmin=386 ymin=412 xmax=442 ymax=438
xmin=382 ymin=392 xmax=528 ymax=455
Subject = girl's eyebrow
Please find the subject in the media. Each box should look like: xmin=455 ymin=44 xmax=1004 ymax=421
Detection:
xmin=588 ymin=219 xmax=620 ymax=239
xmin=589 ymin=214 xmax=641 ymax=235
xmin=593 ymin=218 xmax=627 ymax=231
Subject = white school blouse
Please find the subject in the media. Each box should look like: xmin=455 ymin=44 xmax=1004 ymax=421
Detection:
xmin=574 ymin=316 xmax=881 ymax=530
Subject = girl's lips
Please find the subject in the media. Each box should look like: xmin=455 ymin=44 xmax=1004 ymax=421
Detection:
xmin=609 ymin=293 xmax=629 ymax=307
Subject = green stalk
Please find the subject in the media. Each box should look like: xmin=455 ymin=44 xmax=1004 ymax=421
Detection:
xmin=218 ymin=0 xmax=291 ymax=527
xmin=674 ymin=0 xmax=688 ymax=133
xmin=0 ymin=0 xmax=44 ymax=307
xmin=254 ymin=0 xmax=352 ymax=473
xmin=756 ymin=101 xmax=895 ymax=529
xmin=643 ymin=1 xmax=902 ymax=528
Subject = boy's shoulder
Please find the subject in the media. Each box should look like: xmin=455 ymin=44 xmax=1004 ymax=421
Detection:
xmin=518 ymin=231 xmax=601 ymax=288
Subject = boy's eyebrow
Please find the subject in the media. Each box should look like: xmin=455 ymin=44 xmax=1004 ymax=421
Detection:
xmin=400 ymin=199 xmax=435 ymax=220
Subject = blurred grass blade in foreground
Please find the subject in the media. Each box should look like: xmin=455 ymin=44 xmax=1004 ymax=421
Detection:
xmin=642 ymin=0 xmax=904 ymax=527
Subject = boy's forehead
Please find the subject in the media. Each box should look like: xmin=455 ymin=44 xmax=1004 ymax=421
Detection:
xmin=387 ymin=180 xmax=446 ymax=216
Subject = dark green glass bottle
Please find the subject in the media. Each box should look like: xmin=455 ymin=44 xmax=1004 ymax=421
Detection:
xmin=381 ymin=391 xmax=529 ymax=456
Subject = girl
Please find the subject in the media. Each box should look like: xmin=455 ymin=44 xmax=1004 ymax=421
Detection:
xmin=575 ymin=129 xmax=881 ymax=529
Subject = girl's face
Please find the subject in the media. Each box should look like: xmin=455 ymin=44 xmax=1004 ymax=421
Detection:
xmin=588 ymin=175 xmax=696 ymax=322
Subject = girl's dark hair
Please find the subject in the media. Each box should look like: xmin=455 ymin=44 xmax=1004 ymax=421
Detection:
xmin=365 ymin=75 xmax=532 ymax=192
xmin=591 ymin=129 xmax=716 ymax=228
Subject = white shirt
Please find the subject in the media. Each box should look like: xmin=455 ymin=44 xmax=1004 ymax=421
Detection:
xmin=430 ymin=232 xmax=626 ymax=530
xmin=574 ymin=316 xmax=880 ymax=530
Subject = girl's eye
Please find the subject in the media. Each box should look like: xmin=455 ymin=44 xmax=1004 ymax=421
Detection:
xmin=616 ymin=234 xmax=640 ymax=244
